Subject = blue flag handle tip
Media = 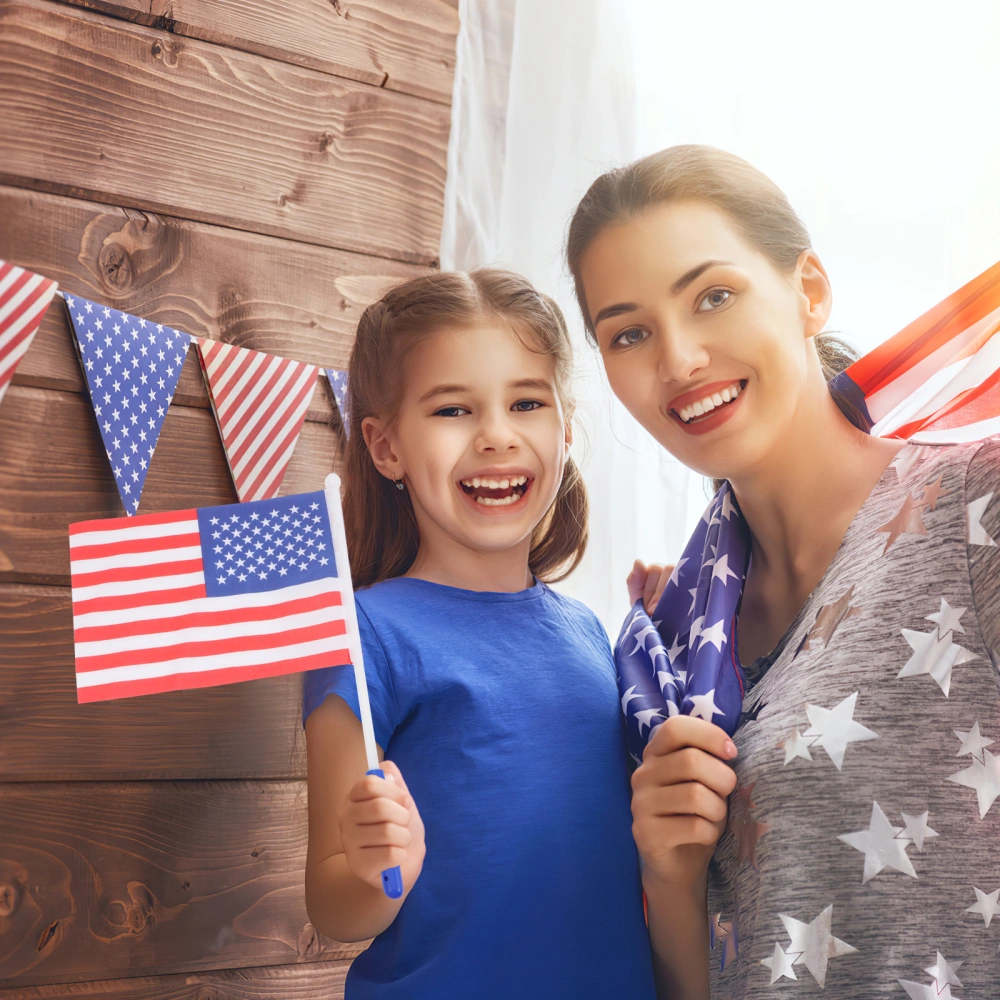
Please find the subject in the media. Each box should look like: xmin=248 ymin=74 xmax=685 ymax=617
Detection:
xmin=366 ymin=768 xmax=405 ymax=899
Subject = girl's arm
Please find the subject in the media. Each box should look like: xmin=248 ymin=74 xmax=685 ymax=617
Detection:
xmin=630 ymin=716 xmax=738 ymax=1000
xmin=304 ymin=694 xmax=426 ymax=942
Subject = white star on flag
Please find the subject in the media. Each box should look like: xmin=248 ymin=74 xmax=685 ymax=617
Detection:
xmin=838 ymin=801 xmax=917 ymax=882
xmin=635 ymin=707 xmax=666 ymax=736
xmin=710 ymin=553 xmax=739 ymax=585
xmin=967 ymin=493 xmax=996 ymax=546
xmin=802 ymin=692 xmax=879 ymax=770
xmin=688 ymin=614 xmax=705 ymax=650
xmin=687 ymin=688 xmax=725 ymax=722
xmin=665 ymin=633 xmax=686 ymax=664
xmin=620 ymin=684 xmax=642 ymax=715
xmin=698 ymin=619 xmax=728 ymax=653
xmin=666 ymin=558 xmax=688 ymax=588
xmin=897 ymin=626 xmax=978 ymax=697
xmin=630 ymin=623 xmax=660 ymax=654
xmin=719 ymin=490 xmax=739 ymax=520
xmin=966 ymin=886 xmax=1000 ymax=927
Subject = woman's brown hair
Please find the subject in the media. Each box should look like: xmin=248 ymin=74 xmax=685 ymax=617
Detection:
xmin=565 ymin=144 xmax=859 ymax=413
xmin=342 ymin=268 xmax=589 ymax=588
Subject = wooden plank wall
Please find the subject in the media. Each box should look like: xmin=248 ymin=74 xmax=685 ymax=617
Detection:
xmin=0 ymin=0 xmax=456 ymax=994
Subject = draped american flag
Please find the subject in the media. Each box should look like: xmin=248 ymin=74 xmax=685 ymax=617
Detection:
xmin=70 ymin=489 xmax=352 ymax=703
xmin=198 ymin=339 xmax=319 ymax=502
xmin=0 ymin=260 xmax=59 ymax=405
xmin=619 ymin=259 xmax=1000 ymax=761
xmin=65 ymin=293 xmax=190 ymax=514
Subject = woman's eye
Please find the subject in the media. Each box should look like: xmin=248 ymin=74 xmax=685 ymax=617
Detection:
xmin=433 ymin=405 xmax=469 ymax=417
xmin=512 ymin=399 xmax=542 ymax=412
xmin=697 ymin=289 xmax=732 ymax=312
xmin=612 ymin=327 xmax=648 ymax=348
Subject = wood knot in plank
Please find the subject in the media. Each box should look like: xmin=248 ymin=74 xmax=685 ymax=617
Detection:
xmin=329 ymin=0 xmax=347 ymax=16
xmin=36 ymin=920 xmax=59 ymax=952
xmin=0 ymin=881 xmax=20 ymax=917
xmin=150 ymin=38 xmax=181 ymax=68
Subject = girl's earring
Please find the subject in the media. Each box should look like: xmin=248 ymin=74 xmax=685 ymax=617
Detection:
xmin=394 ymin=477 xmax=405 ymax=491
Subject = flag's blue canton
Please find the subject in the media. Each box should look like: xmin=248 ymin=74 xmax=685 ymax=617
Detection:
xmin=65 ymin=294 xmax=190 ymax=515
xmin=198 ymin=490 xmax=338 ymax=598
xmin=616 ymin=482 xmax=750 ymax=763
xmin=325 ymin=368 xmax=350 ymax=438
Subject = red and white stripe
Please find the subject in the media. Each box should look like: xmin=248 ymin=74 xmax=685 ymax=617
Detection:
xmin=0 ymin=260 xmax=59 ymax=405
xmin=197 ymin=339 xmax=318 ymax=502
xmin=69 ymin=508 xmax=350 ymax=703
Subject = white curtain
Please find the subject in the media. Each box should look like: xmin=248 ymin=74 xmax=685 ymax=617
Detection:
xmin=442 ymin=0 xmax=696 ymax=638
xmin=441 ymin=0 xmax=1000 ymax=635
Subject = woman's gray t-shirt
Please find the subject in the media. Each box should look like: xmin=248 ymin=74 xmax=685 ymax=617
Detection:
xmin=708 ymin=439 xmax=1000 ymax=998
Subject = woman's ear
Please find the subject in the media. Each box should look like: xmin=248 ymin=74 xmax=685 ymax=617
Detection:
xmin=362 ymin=416 xmax=404 ymax=483
xmin=797 ymin=249 xmax=833 ymax=339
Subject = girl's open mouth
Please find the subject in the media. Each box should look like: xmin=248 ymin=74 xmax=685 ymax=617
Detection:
xmin=459 ymin=474 xmax=532 ymax=507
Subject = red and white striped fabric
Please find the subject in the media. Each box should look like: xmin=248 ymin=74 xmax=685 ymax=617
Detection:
xmin=69 ymin=492 xmax=351 ymax=703
xmin=0 ymin=259 xmax=59 ymax=405
xmin=197 ymin=338 xmax=319 ymax=502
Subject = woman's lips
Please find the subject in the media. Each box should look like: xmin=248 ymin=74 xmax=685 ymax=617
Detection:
xmin=668 ymin=380 xmax=747 ymax=436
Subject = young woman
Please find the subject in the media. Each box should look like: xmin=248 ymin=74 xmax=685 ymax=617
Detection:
xmin=567 ymin=146 xmax=1000 ymax=998
xmin=302 ymin=270 xmax=656 ymax=998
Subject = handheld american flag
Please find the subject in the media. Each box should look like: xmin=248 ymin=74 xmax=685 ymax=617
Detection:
xmin=618 ymin=260 xmax=1000 ymax=761
xmin=69 ymin=483 xmax=354 ymax=703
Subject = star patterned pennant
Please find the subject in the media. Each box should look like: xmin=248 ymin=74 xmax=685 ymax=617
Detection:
xmin=760 ymin=905 xmax=857 ymax=988
xmin=615 ymin=484 xmax=748 ymax=758
xmin=65 ymin=293 xmax=191 ymax=515
xmin=325 ymin=367 xmax=350 ymax=439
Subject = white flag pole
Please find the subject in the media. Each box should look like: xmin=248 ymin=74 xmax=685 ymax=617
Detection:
xmin=323 ymin=473 xmax=379 ymax=772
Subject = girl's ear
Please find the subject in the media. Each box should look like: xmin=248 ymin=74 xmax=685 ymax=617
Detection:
xmin=362 ymin=416 xmax=404 ymax=482
xmin=796 ymin=249 xmax=833 ymax=340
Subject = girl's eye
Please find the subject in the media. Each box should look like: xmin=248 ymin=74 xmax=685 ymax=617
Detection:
xmin=511 ymin=399 xmax=543 ymax=412
xmin=611 ymin=327 xmax=648 ymax=348
xmin=697 ymin=288 xmax=732 ymax=312
xmin=433 ymin=405 xmax=469 ymax=417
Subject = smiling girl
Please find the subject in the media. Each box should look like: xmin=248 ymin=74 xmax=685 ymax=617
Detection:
xmin=301 ymin=270 xmax=657 ymax=999
xmin=567 ymin=147 xmax=1000 ymax=998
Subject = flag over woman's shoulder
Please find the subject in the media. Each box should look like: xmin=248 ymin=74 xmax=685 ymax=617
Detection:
xmin=617 ymin=260 xmax=1000 ymax=761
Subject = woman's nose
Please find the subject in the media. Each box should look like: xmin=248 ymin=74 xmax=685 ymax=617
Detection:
xmin=655 ymin=323 xmax=710 ymax=385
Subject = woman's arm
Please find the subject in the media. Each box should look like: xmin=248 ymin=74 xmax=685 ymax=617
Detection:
xmin=631 ymin=716 xmax=738 ymax=1000
xmin=304 ymin=694 xmax=425 ymax=942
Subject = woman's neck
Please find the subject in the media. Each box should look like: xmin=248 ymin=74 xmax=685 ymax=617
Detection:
xmin=730 ymin=382 xmax=902 ymax=662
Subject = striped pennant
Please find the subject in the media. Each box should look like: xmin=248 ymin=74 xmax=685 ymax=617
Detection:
xmin=831 ymin=260 xmax=1000 ymax=443
xmin=325 ymin=367 xmax=350 ymax=439
xmin=197 ymin=339 xmax=319 ymax=502
xmin=0 ymin=259 xmax=59 ymax=405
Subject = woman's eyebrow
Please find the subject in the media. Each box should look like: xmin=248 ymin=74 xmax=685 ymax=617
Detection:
xmin=670 ymin=259 xmax=734 ymax=295
xmin=592 ymin=302 xmax=640 ymax=326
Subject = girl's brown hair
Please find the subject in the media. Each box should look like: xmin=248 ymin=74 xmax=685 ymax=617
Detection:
xmin=566 ymin=144 xmax=859 ymax=404
xmin=343 ymin=268 xmax=588 ymax=588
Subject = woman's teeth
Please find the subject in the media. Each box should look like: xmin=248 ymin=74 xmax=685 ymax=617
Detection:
xmin=677 ymin=381 xmax=743 ymax=424
xmin=459 ymin=474 xmax=530 ymax=506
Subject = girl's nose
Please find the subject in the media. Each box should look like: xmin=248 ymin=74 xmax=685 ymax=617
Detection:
xmin=475 ymin=411 xmax=519 ymax=453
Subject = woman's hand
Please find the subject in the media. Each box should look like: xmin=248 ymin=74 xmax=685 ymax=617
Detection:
xmin=630 ymin=715 xmax=738 ymax=892
xmin=339 ymin=760 xmax=426 ymax=893
xmin=627 ymin=559 xmax=675 ymax=614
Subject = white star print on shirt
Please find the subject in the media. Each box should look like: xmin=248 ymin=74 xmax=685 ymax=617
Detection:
xmin=774 ymin=905 xmax=857 ymax=987
xmin=802 ymin=692 xmax=879 ymax=770
xmin=966 ymin=886 xmax=1000 ymax=927
xmin=954 ymin=721 xmax=993 ymax=761
xmin=967 ymin=492 xmax=997 ymax=546
xmin=781 ymin=728 xmax=814 ymax=765
xmin=899 ymin=811 xmax=938 ymax=851
xmin=897 ymin=627 xmax=978 ymax=696
xmin=760 ymin=941 xmax=797 ymax=983
xmin=947 ymin=748 xmax=1000 ymax=818
xmin=838 ymin=801 xmax=917 ymax=883
xmin=925 ymin=597 xmax=966 ymax=636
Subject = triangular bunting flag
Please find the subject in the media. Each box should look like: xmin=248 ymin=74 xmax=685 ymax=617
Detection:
xmin=65 ymin=293 xmax=191 ymax=515
xmin=325 ymin=367 xmax=350 ymax=439
xmin=0 ymin=259 xmax=59 ymax=405
xmin=198 ymin=339 xmax=319 ymax=502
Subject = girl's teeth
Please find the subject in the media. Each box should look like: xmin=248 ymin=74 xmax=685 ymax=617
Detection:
xmin=476 ymin=494 xmax=520 ymax=506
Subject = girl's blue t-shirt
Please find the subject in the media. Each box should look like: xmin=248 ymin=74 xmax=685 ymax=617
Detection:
xmin=302 ymin=576 xmax=656 ymax=1000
